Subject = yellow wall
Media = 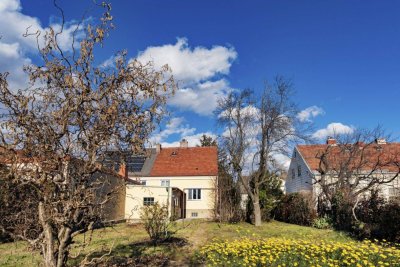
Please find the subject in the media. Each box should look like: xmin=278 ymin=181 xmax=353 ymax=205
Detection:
xmin=125 ymin=175 xmax=217 ymax=221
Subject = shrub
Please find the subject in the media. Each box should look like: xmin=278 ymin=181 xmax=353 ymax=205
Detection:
xmin=312 ymin=215 xmax=332 ymax=229
xmin=140 ymin=202 xmax=174 ymax=242
xmin=274 ymin=193 xmax=316 ymax=226
xmin=330 ymin=192 xmax=354 ymax=231
xmin=355 ymin=192 xmax=400 ymax=242
xmin=322 ymin=190 xmax=400 ymax=242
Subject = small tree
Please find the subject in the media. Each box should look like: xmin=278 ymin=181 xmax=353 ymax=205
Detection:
xmin=215 ymin=148 xmax=243 ymax=222
xmin=0 ymin=3 xmax=175 ymax=267
xmin=198 ymin=134 xmax=217 ymax=147
xmin=140 ymin=202 xmax=172 ymax=243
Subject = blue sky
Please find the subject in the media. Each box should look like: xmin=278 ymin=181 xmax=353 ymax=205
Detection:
xmin=1 ymin=0 xmax=400 ymax=151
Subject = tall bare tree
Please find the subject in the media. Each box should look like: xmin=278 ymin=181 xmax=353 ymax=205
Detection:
xmin=314 ymin=128 xmax=400 ymax=221
xmin=0 ymin=3 xmax=175 ymax=267
xmin=217 ymin=77 xmax=307 ymax=226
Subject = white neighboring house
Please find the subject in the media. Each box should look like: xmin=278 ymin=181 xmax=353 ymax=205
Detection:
xmin=285 ymin=138 xmax=400 ymax=201
xmin=123 ymin=140 xmax=218 ymax=222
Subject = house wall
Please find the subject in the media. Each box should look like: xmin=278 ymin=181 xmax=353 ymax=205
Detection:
xmin=312 ymin=173 xmax=400 ymax=202
xmin=286 ymin=147 xmax=400 ymax=202
xmin=125 ymin=185 xmax=171 ymax=223
xmin=92 ymin=172 xmax=126 ymax=222
xmin=285 ymin=148 xmax=313 ymax=194
xmin=127 ymin=175 xmax=217 ymax=220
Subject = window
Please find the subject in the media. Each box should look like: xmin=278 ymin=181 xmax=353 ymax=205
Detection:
xmin=293 ymin=151 xmax=297 ymax=158
xmin=191 ymin=212 xmax=198 ymax=217
xmin=188 ymin=188 xmax=201 ymax=200
xmin=143 ymin=197 xmax=154 ymax=206
xmin=161 ymin=180 xmax=170 ymax=187
xmin=291 ymin=168 xmax=295 ymax=179
xmin=389 ymin=188 xmax=400 ymax=202
xmin=297 ymin=165 xmax=302 ymax=177
xmin=140 ymin=180 xmax=146 ymax=185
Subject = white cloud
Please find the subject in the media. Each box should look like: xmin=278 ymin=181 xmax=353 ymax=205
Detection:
xmin=135 ymin=38 xmax=237 ymax=115
xmin=99 ymin=55 xmax=116 ymax=69
xmin=137 ymin=38 xmax=236 ymax=83
xmin=160 ymin=132 xmax=217 ymax=148
xmin=149 ymin=116 xmax=217 ymax=148
xmin=0 ymin=0 xmax=84 ymax=90
xmin=149 ymin=117 xmax=195 ymax=145
xmin=218 ymin=104 xmax=259 ymax=119
xmin=297 ymin=106 xmax=324 ymax=122
xmin=312 ymin=122 xmax=355 ymax=140
xmin=272 ymin=153 xmax=291 ymax=170
xmin=169 ymin=79 xmax=231 ymax=116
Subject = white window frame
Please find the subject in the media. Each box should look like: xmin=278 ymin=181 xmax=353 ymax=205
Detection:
xmin=143 ymin=197 xmax=154 ymax=206
xmin=161 ymin=179 xmax=170 ymax=187
xmin=188 ymin=188 xmax=202 ymax=200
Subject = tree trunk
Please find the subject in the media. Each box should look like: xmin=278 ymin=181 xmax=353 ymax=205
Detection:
xmin=57 ymin=226 xmax=72 ymax=267
xmin=39 ymin=202 xmax=57 ymax=267
xmin=253 ymin=196 xmax=262 ymax=227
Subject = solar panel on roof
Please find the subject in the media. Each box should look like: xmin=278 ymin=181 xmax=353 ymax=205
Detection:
xmin=126 ymin=156 xmax=146 ymax=172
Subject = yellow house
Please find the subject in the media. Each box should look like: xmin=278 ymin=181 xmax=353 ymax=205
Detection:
xmin=124 ymin=140 xmax=218 ymax=222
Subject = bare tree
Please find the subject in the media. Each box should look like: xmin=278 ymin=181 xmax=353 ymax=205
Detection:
xmin=315 ymin=128 xmax=400 ymax=221
xmin=217 ymin=77 xmax=307 ymax=226
xmin=0 ymin=3 xmax=175 ymax=267
xmin=216 ymin=89 xmax=254 ymax=220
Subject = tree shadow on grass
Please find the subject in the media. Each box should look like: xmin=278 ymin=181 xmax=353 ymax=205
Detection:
xmin=76 ymin=237 xmax=189 ymax=266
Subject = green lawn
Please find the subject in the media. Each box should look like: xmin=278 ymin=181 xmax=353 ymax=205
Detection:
xmin=0 ymin=220 xmax=355 ymax=266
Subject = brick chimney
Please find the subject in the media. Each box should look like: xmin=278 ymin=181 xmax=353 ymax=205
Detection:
xmin=118 ymin=163 xmax=128 ymax=179
xmin=180 ymin=139 xmax=188 ymax=148
xmin=376 ymin=138 xmax=387 ymax=145
xmin=156 ymin=143 xmax=162 ymax=153
xmin=326 ymin=137 xmax=337 ymax=146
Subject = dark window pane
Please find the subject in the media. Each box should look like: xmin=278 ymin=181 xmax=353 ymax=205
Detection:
xmin=143 ymin=197 xmax=154 ymax=206
xmin=189 ymin=189 xmax=193 ymax=200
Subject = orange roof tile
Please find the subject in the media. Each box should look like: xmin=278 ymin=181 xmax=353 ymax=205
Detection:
xmin=297 ymin=143 xmax=400 ymax=172
xmin=149 ymin=146 xmax=218 ymax=176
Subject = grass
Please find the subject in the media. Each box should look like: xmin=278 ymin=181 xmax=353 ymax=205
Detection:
xmin=0 ymin=220 xmax=360 ymax=266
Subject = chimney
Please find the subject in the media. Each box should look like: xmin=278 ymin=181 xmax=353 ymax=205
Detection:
xmin=376 ymin=138 xmax=387 ymax=145
xmin=326 ymin=137 xmax=337 ymax=146
xmin=156 ymin=143 xmax=162 ymax=153
xmin=118 ymin=163 xmax=128 ymax=179
xmin=180 ymin=139 xmax=188 ymax=148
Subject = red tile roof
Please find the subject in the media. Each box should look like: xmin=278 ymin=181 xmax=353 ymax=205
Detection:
xmin=297 ymin=143 xmax=400 ymax=172
xmin=149 ymin=146 xmax=218 ymax=176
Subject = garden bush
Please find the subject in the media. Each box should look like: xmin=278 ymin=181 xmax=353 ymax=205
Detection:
xmin=274 ymin=193 xmax=316 ymax=226
xmin=354 ymin=192 xmax=400 ymax=242
xmin=312 ymin=215 xmax=332 ymax=229
xmin=140 ymin=202 xmax=175 ymax=243
xmin=320 ymin=190 xmax=400 ymax=242
xmin=330 ymin=192 xmax=354 ymax=232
